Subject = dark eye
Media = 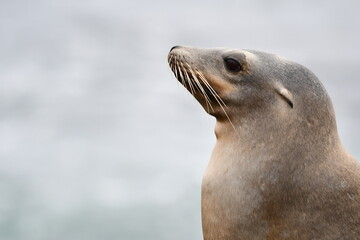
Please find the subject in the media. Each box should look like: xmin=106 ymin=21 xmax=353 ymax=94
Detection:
xmin=224 ymin=58 xmax=242 ymax=72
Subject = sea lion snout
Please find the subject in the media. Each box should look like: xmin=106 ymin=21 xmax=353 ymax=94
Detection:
xmin=170 ymin=45 xmax=180 ymax=52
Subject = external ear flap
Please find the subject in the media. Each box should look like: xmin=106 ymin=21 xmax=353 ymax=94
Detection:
xmin=275 ymin=84 xmax=294 ymax=108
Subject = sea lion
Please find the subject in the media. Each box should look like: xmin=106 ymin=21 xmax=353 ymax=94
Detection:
xmin=167 ymin=46 xmax=360 ymax=240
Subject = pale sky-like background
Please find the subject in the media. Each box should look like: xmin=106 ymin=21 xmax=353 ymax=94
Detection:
xmin=0 ymin=0 xmax=360 ymax=239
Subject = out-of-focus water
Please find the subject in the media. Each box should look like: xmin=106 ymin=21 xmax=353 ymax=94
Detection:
xmin=0 ymin=0 xmax=359 ymax=239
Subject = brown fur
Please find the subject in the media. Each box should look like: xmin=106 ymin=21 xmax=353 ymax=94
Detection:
xmin=168 ymin=46 xmax=360 ymax=239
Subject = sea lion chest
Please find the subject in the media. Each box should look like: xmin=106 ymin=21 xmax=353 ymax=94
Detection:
xmin=201 ymin=142 xmax=269 ymax=239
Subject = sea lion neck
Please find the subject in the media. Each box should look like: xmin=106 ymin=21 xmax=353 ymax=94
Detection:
xmin=213 ymin=106 xmax=343 ymax=162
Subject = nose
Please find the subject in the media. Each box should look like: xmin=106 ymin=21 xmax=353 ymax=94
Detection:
xmin=170 ymin=46 xmax=180 ymax=52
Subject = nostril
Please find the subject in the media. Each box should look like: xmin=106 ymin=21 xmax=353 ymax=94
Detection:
xmin=170 ymin=46 xmax=180 ymax=52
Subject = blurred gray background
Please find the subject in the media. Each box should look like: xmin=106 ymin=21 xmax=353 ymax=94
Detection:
xmin=0 ymin=0 xmax=359 ymax=239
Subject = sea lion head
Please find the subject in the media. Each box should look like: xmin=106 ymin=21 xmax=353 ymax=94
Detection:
xmin=167 ymin=46 xmax=338 ymax=141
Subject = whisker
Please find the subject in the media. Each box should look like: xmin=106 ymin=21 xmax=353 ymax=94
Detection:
xmin=197 ymin=72 xmax=227 ymax=108
xmin=196 ymin=71 xmax=240 ymax=137
xmin=188 ymin=66 xmax=214 ymax=112
xmin=173 ymin=64 xmax=181 ymax=88
xmin=175 ymin=59 xmax=186 ymax=87
xmin=185 ymin=71 xmax=196 ymax=95
xmin=193 ymin=77 xmax=213 ymax=112
xmin=172 ymin=63 xmax=178 ymax=79
xmin=181 ymin=62 xmax=195 ymax=95
xmin=168 ymin=54 xmax=174 ymax=63
xmin=191 ymin=74 xmax=211 ymax=111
